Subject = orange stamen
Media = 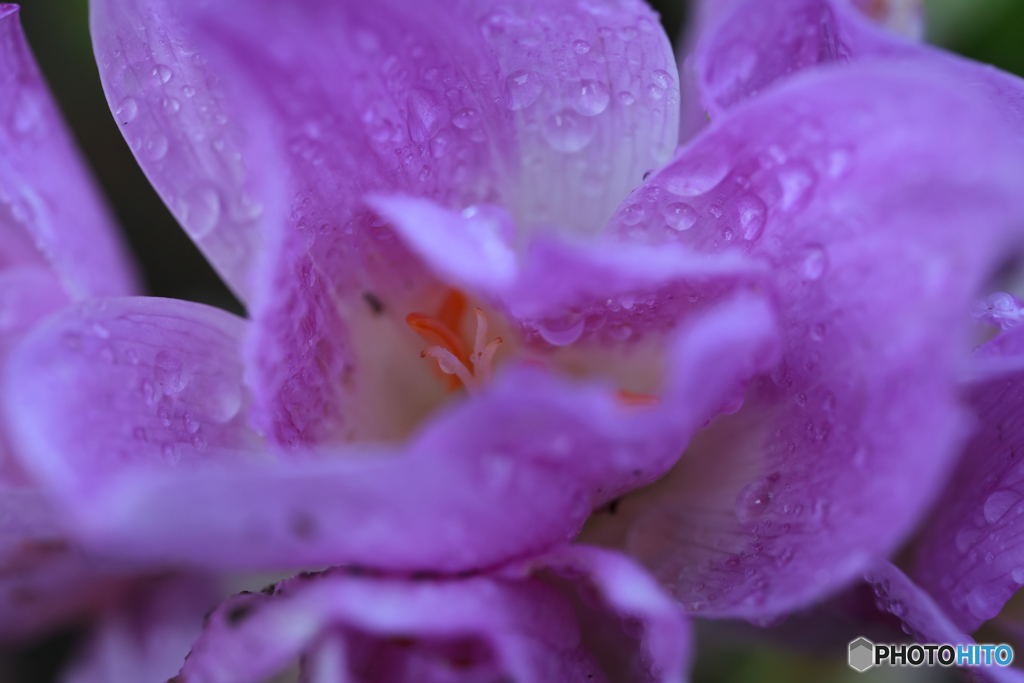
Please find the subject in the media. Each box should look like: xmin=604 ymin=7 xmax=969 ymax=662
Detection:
xmin=408 ymin=296 xmax=502 ymax=394
xmin=616 ymin=389 xmax=661 ymax=407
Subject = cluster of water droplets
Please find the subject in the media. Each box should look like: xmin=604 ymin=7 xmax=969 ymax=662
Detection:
xmin=98 ymin=19 xmax=262 ymax=294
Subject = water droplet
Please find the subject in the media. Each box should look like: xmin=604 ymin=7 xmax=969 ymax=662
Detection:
xmin=452 ymin=108 xmax=481 ymax=129
xmin=536 ymin=317 xmax=585 ymax=346
xmin=162 ymin=97 xmax=181 ymax=114
xmin=984 ymin=489 xmax=1019 ymax=524
xmin=180 ymin=184 xmax=221 ymax=239
xmin=646 ymin=84 xmax=665 ymax=101
xmin=650 ymin=69 xmax=672 ymax=90
xmin=161 ymin=442 xmax=179 ymax=462
xmin=429 ymin=132 xmax=450 ymax=158
xmin=735 ymin=193 xmax=767 ymax=241
xmin=154 ymin=350 xmax=188 ymax=395
xmin=735 ymin=477 xmax=775 ymax=525
xmin=152 ymin=64 xmax=173 ymax=84
xmin=542 ymin=109 xmax=595 ymax=153
xmin=191 ymin=432 xmax=208 ymax=451
xmin=801 ymin=246 xmax=827 ymax=281
xmin=407 ymin=88 xmax=443 ymax=142
xmin=617 ymin=91 xmax=635 ymax=106
xmin=181 ymin=85 xmax=196 ymax=98
xmin=663 ymin=202 xmax=698 ymax=231
xmin=573 ymin=40 xmax=591 ymax=54
xmin=183 ymin=412 xmax=200 ymax=434
xmin=967 ymin=584 xmax=1005 ymax=621
xmin=116 ymin=97 xmax=138 ymax=124
xmin=573 ymin=79 xmax=610 ymax=116
xmin=663 ymin=152 xmax=730 ymax=197
xmin=1014 ymin=568 xmax=1024 ymax=584
xmin=504 ymin=70 xmax=543 ymax=110
xmin=145 ymin=134 xmax=169 ymax=161
xmin=777 ymin=162 xmax=816 ymax=210
xmin=621 ymin=203 xmax=644 ymax=226
xmin=956 ymin=526 xmax=981 ymax=554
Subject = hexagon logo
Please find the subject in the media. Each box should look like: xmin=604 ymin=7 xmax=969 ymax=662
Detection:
xmin=849 ymin=637 xmax=875 ymax=672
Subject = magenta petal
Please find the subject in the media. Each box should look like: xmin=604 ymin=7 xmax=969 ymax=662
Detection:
xmin=89 ymin=0 xmax=266 ymax=300
xmin=178 ymin=545 xmax=688 ymax=683
xmin=866 ymin=562 xmax=1024 ymax=683
xmin=691 ymin=0 xmax=1024 ymax=135
xmin=4 ymin=296 xmax=261 ymax=499
xmin=1 ymin=6 xmax=137 ymax=299
xmin=7 ymin=294 xmax=775 ymax=571
xmin=63 ymin=576 xmax=220 ymax=683
xmin=913 ymin=325 xmax=1024 ymax=632
xmin=0 ymin=487 xmax=126 ymax=640
xmin=584 ymin=63 xmax=1024 ymax=619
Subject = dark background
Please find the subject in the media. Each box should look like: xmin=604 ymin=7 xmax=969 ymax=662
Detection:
xmin=5 ymin=0 xmax=1024 ymax=681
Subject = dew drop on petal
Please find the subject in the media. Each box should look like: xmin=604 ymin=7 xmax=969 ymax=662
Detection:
xmin=735 ymin=477 xmax=774 ymax=525
xmin=663 ymin=202 xmax=698 ymax=231
xmin=617 ymin=91 xmax=635 ymax=106
xmin=542 ymin=109 xmax=595 ymax=153
xmin=984 ymin=489 xmax=1019 ymax=524
xmin=650 ymin=69 xmax=672 ymax=90
xmin=967 ymin=584 xmax=1005 ymax=621
xmin=1013 ymin=568 xmax=1024 ymax=584
xmin=145 ymin=134 xmax=169 ymax=161
xmin=181 ymin=184 xmax=221 ymax=239
xmin=663 ymin=152 xmax=730 ymax=197
xmin=152 ymin=64 xmax=173 ymax=84
xmin=452 ymin=108 xmax=481 ymax=129
xmin=154 ymin=350 xmax=188 ymax=395
xmin=504 ymin=70 xmax=543 ymax=110
xmin=573 ymin=80 xmax=610 ymax=116
xmin=736 ymin=193 xmax=767 ymax=241
xmin=801 ymin=246 xmax=827 ymax=281
xmin=537 ymin=317 xmax=585 ymax=346
xmin=573 ymin=40 xmax=591 ymax=54
xmin=116 ymin=97 xmax=137 ymax=124
xmin=621 ymin=203 xmax=644 ymax=226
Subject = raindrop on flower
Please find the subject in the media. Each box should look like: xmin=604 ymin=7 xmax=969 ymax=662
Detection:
xmin=984 ymin=489 xmax=1019 ymax=524
xmin=542 ymin=109 xmax=595 ymax=153
xmin=154 ymin=350 xmax=188 ymax=395
xmin=152 ymin=64 xmax=173 ymax=84
xmin=536 ymin=317 xmax=585 ymax=346
xmin=116 ymin=97 xmax=137 ymax=124
xmin=621 ymin=203 xmax=644 ymax=226
xmin=504 ymin=70 xmax=543 ymax=110
xmin=452 ymin=108 xmax=481 ymax=129
xmin=801 ymin=246 xmax=827 ymax=280
xmin=573 ymin=40 xmax=590 ymax=54
xmin=180 ymin=184 xmax=221 ymax=239
xmin=663 ymin=202 xmax=697 ymax=231
xmin=573 ymin=80 xmax=610 ymax=116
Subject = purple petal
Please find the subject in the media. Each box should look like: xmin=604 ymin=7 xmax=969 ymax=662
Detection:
xmin=63 ymin=576 xmax=220 ymax=683
xmin=912 ymin=325 xmax=1024 ymax=631
xmin=149 ymin=0 xmax=680 ymax=446
xmin=178 ymin=545 xmax=688 ymax=683
xmin=1 ymin=6 xmax=137 ymax=299
xmin=691 ymin=0 xmax=1024 ymax=135
xmin=7 ymin=295 xmax=776 ymax=571
xmin=368 ymin=192 xmax=769 ymax=346
xmin=582 ymin=63 xmax=1024 ymax=619
xmin=89 ymin=0 xmax=266 ymax=300
xmin=4 ymin=296 xmax=261 ymax=498
xmin=866 ymin=562 xmax=1024 ymax=683
xmin=0 ymin=487 xmax=126 ymax=640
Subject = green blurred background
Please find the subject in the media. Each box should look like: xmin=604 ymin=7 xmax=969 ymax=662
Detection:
xmin=6 ymin=0 xmax=1024 ymax=680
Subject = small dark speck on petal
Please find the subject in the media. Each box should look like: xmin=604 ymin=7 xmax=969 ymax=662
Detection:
xmin=227 ymin=603 xmax=254 ymax=626
xmin=363 ymin=291 xmax=384 ymax=315
xmin=607 ymin=499 xmax=619 ymax=515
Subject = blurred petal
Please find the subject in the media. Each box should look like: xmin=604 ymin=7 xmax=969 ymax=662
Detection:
xmin=0 ymin=487 xmax=126 ymax=641
xmin=6 ymin=295 xmax=776 ymax=571
xmin=178 ymin=545 xmax=688 ymax=683
xmin=913 ymin=325 xmax=1024 ymax=631
xmin=1 ymin=6 xmax=137 ymax=299
xmin=583 ymin=63 xmax=1024 ymax=619
xmin=866 ymin=562 xmax=1024 ymax=683
xmin=690 ymin=0 xmax=1024 ymax=137
xmin=62 ymin=575 xmax=219 ymax=683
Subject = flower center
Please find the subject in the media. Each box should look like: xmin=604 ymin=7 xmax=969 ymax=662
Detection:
xmin=407 ymin=290 xmax=503 ymax=395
